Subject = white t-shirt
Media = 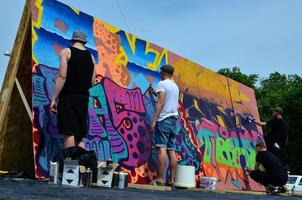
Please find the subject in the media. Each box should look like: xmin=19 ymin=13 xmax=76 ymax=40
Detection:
xmin=155 ymin=79 xmax=179 ymax=121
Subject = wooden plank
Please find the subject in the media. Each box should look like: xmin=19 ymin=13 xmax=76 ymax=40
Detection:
xmin=188 ymin=188 xmax=226 ymax=194
xmin=225 ymin=189 xmax=266 ymax=196
xmin=0 ymin=0 xmax=30 ymax=132
xmin=128 ymin=183 xmax=172 ymax=191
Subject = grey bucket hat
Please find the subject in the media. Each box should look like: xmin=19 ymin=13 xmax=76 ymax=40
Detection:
xmin=71 ymin=30 xmax=87 ymax=43
xmin=271 ymin=106 xmax=283 ymax=114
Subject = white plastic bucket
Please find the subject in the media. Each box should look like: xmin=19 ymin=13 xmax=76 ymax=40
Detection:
xmin=174 ymin=165 xmax=196 ymax=188
xmin=200 ymin=177 xmax=217 ymax=190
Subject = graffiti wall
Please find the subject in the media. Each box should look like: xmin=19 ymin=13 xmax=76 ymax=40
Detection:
xmin=32 ymin=0 xmax=264 ymax=190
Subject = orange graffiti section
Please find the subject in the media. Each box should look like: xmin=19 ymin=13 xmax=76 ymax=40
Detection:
xmin=93 ymin=18 xmax=130 ymax=87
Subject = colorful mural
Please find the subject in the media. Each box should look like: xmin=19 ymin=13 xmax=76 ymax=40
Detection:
xmin=32 ymin=0 xmax=264 ymax=190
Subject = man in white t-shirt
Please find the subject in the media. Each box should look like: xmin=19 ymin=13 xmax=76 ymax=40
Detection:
xmin=149 ymin=64 xmax=179 ymax=186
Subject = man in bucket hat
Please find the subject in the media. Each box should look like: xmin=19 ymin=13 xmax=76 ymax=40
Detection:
xmin=50 ymin=30 xmax=98 ymax=183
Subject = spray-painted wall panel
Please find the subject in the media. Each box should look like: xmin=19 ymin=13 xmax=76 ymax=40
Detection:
xmin=32 ymin=0 xmax=263 ymax=190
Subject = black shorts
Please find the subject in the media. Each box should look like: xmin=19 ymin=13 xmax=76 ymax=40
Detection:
xmin=57 ymin=94 xmax=89 ymax=140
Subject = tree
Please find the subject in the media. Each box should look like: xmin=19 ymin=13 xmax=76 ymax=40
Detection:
xmin=257 ymin=73 xmax=302 ymax=173
xmin=218 ymin=67 xmax=258 ymax=89
xmin=218 ymin=68 xmax=302 ymax=174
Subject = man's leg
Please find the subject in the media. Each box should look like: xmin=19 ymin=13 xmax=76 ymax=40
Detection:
xmin=167 ymin=117 xmax=177 ymax=184
xmin=157 ymin=147 xmax=167 ymax=183
xmin=167 ymin=150 xmax=177 ymax=183
xmin=250 ymin=170 xmax=270 ymax=186
xmin=64 ymin=135 xmax=75 ymax=149
xmin=75 ymin=139 xmax=85 ymax=148
xmin=153 ymin=120 xmax=169 ymax=183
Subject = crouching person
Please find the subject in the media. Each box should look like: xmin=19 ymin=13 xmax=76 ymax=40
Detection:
xmin=246 ymin=141 xmax=288 ymax=193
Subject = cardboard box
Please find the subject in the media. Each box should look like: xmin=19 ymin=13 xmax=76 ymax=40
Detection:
xmin=62 ymin=160 xmax=79 ymax=187
xmin=97 ymin=162 xmax=118 ymax=187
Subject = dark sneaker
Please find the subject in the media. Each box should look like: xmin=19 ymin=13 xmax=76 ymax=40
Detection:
xmin=77 ymin=148 xmax=98 ymax=183
xmin=277 ymin=185 xmax=288 ymax=193
xmin=266 ymin=186 xmax=278 ymax=194
xmin=166 ymin=181 xmax=175 ymax=189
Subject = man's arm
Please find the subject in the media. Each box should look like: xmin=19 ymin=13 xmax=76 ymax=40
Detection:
xmin=50 ymin=48 xmax=69 ymax=112
xmin=150 ymin=91 xmax=165 ymax=132
xmin=245 ymin=160 xmax=259 ymax=174
xmin=254 ymin=162 xmax=260 ymax=171
xmin=147 ymin=85 xmax=157 ymax=97
xmin=279 ymin=121 xmax=289 ymax=149
xmin=91 ymin=55 xmax=96 ymax=86
xmin=254 ymin=119 xmax=266 ymax=127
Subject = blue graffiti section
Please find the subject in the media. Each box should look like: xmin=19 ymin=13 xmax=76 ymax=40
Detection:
xmin=33 ymin=65 xmax=63 ymax=177
xmin=117 ymin=31 xmax=167 ymax=72
xmin=41 ymin=0 xmax=96 ymax=48
xmin=126 ymin=62 xmax=160 ymax=92
xmin=34 ymin=27 xmax=98 ymax=69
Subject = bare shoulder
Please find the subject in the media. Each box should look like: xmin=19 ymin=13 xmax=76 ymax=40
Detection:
xmin=60 ymin=48 xmax=71 ymax=58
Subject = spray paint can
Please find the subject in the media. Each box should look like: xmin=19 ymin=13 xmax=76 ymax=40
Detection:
xmin=111 ymin=172 xmax=119 ymax=188
xmin=118 ymin=172 xmax=125 ymax=189
xmin=49 ymin=161 xmax=59 ymax=184
xmin=83 ymin=168 xmax=92 ymax=187
xmin=78 ymin=166 xmax=86 ymax=187
xmin=124 ymin=172 xmax=128 ymax=188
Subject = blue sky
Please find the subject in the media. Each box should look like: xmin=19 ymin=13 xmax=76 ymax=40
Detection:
xmin=1 ymin=0 xmax=301 ymax=87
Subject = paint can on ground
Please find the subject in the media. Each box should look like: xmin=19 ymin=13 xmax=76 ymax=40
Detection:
xmin=78 ymin=165 xmax=86 ymax=187
xmin=124 ymin=172 xmax=128 ymax=188
xmin=200 ymin=177 xmax=217 ymax=190
xmin=174 ymin=165 xmax=196 ymax=188
xmin=83 ymin=168 xmax=92 ymax=188
xmin=49 ymin=161 xmax=59 ymax=184
xmin=111 ymin=172 xmax=119 ymax=188
xmin=118 ymin=172 xmax=125 ymax=189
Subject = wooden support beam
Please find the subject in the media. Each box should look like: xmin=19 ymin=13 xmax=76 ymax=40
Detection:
xmin=15 ymin=78 xmax=32 ymax=122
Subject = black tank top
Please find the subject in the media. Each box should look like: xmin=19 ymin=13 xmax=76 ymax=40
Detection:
xmin=61 ymin=46 xmax=94 ymax=96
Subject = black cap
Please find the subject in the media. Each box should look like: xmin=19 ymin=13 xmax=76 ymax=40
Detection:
xmin=160 ymin=64 xmax=174 ymax=75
